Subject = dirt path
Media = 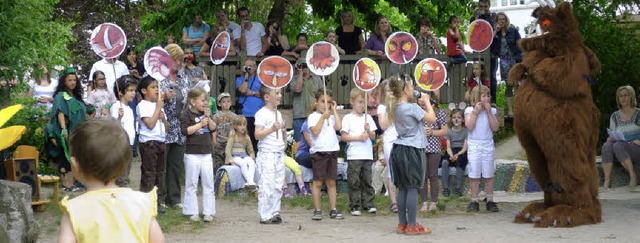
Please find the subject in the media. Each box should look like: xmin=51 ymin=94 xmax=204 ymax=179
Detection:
xmin=39 ymin=135 xmax=640 ymax=242
xmin=495 ymin=135 xmax=526 ymax=160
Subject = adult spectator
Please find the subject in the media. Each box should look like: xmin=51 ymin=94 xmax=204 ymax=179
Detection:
xmin=27 ymin=63 xmax=57 ymax=111
xmin=365 ymin=16 xmax=392 ymax=59
xmin=159 ymin=44 xmax=192 ymax=208
xmin=199 ymin=23 xmax=237 ymax=58
xmin=416 ymin=17 xmax=442 ymax=56
xmin=124 ymin=47 xmax=145 ymax=80
xmin=290 ymin=59 xmax=322 ymax=142
xmin=471 ymin=0 xmax=498 ymax=103
xmin=182 ymin=15 xmax=210 ymax=54
xmin=88 ymin=58 xmax=129 ymax=96
xmin=282 ymin=33 xmax=309 ymax=59
xmin=183 ymin=47 xmax=208 ymax=85
xmin=216 ymin=9 xmax=241 ymax=39
xmin=233 ymin=7 xmax=267 ymax=57
xmin=264 ymin=20 xmax=290 ymax=56
xmin=490 ymin=12 xmax=522 ymax=117
xmin=601 ymin=85 xmax=640 ymax=189
xmin=235 ymin=59 xmax=263 ymax=153
xmin=336 ymin=10 xmax=366 ymax=55
xmin=161 ymin=35 xmax=175 ymax=48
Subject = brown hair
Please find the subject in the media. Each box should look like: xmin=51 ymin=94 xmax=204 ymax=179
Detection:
xmin=470 ymin=85 xmax=491 ymax=104
xmin=229 ymin=115 xmax=252 ymax=146
xmin=69 ymin=120 xmax=131 ymax=185
xmin=374 ymin=16 xmax=392 ymax=40
xmin=448 ymin=109 xmax=465 ymax=128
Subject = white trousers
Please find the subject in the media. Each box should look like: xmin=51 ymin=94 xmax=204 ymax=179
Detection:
xmin=182 ymin=153 xmax=216 ymax=216
xmin=467 ymin=139 xmax=495 ymax=179
xmin=233 ymin=156 xmax=256 ymax=185
xmin=256 ymin=151 xmax=285 ymax=221
xmin=383 ymin=141 xmax=394 ymax=179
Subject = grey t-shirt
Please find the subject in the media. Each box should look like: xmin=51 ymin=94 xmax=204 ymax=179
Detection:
xmin=290 ymin=73 xmax=322 ymax=119
xmin=445 ymin=127 xmax=468 ymax=149
xmin=394 ymin=102 xmax=427 ymax=148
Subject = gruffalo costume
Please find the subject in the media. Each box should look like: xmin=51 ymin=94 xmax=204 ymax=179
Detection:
xmin=508 ymin=1 xmax=602 ymax=227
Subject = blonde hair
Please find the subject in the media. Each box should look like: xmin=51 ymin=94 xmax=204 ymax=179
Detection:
xmin=470 ymin=85 xmax=491 ymax=104
xmin=496 ymin=12 xmax=511 ymax=29
xmin=387 ymin=74 xmax=412 ymax=122
xmin=185 ymin=87 xmax=207 ymax=111
xmin=617 ymin=85 xmax=637 ymax=109
xmin=229 ymin=115 xmax=251 ymax=144
xmin=374 ymin=16 xmax=392 ymax=40
xmin=349 ymin=87 xmax=364 ymax=100
xmin=164 ymin=43 xmax=184 ymax=61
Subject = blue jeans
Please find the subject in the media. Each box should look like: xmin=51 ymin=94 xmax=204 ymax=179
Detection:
xmin=292 ymin=118 xmax=306 ymax=142
xmin=449 ymin=54 xmax=468 ymax=64
xmin=490 ymin=57 xmax=498 ymax=103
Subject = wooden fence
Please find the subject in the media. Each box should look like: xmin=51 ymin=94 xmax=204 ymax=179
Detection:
xmin=197 ymin=51 xmax=492 ymax=108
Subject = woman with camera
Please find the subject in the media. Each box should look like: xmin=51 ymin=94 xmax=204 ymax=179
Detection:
xmin=235 ymin=59 xmax=263 ymax=155
xmin=264 ymin=20 xmax=290 ymax=56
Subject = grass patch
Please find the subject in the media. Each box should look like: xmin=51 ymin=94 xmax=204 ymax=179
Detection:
xmin=156 ymin=207 xmax=205 ymax=234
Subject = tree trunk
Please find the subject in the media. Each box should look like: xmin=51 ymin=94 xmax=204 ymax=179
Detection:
xmin=267 ymin=0 xmax=286 ymax=25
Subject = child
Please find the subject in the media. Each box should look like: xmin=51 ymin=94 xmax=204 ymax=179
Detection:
xmin=341 ymin=88 xmax=377 ymax=216
xmin=324 ymin=30 xmax=346 ymax=55
xmin=377 ymin=79 xmax=398 ymax=212
xmin=294 ymin=121 xmax=313 ymax=170
xmin=465 ymin=85 xmax=499 ymax=212
xmin=45 ymin=67 xmax=86 ymax=191
xmin=465 ymin=62 xmax=490 ymax=102
xmin=225 ymin=115 xmax=257 ymax=189
xmin=282 ymin=156 xmax=309 ymax=197
xmin=58 ymin=120 xmax=164 ymax=242
xmin=309 ymin=89 xmax=344 ymax=220
xmin=253 ymin=85 xmax=287 ymax=224
xmin=180 ymin=87 xmax=217 ymax=222
xmin=417 ymin=95 xmax=448 ymax=213
xmin=137 ymin=76 xmax=169 ymax=214
xmin=86 ymin=104 xmax=97 ymax=120
xmin=111 ymin=75 xmax=138 ymax=187
xmin=87 ymin=71 xmax=116 ymax=118
xmin=446 ymin=15 xmax=467 ymax=65
xmin=441 ymin=109 xmax=468 ymax=197
xmin=388 ymin=73 xmax=435 ymax=235
xmin=213 ymin=92 xmax=237 ymax=174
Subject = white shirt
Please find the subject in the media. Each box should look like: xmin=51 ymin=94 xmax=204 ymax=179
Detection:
xmin=377 ymin=104 xmax=397 ymax=144
xmin=137 ymin=100 xmax=166 ymax=143
xmin=341 ymin=113 xmax=377 ymax=160
xmin=111 ymin=101 xmax=135 ymax=145
xmin=227 ymin=21 xmax=241 ymax=39
xmin=233 ymin=22 xmax=266 ymax=56
xmin=29 ymin=78 xmax=57 ymax=111
xmin=254 ymin=107 xmax=285 ymax=153
xmin=308 ymin=112 xmax=340 ymax=153
xmin=89 ymin=59 xmax=130 ymax=96
xmin=464 ymin=106 xmax=497 ymax=141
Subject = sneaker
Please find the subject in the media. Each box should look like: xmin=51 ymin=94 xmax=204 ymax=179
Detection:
xmin=405 ymin=223 xmax=432 ymax=235
xmin=203 ymin=215 xmax=213 ymax=222
xmin=396 ymin=224 xmax=407 ymax=234
xmin=245 ymin=184 xmax=257 ymax=191
xmin=189 ymin=215 xmax=200 ymax=222
xmin=260 ymin=216 xmax=282 ymax=224
xmin=157 ymin=208 xmax=166 ymax=215
xmin=312 ymin=210 xmax=323 ymax=220
xmin=330 ymin=209 xmax=344 ymax=219
xmin=160 ymin=203 xmax=168 ymax=209
xmin=364 ymin=207 xmax=377 ymax=214
xmin=273 ymin=214 xmax=282 ymax=223
xmin=350 ymin=207 xmax=362 ymax=216
xmin=283 ymin=187 xmax=293 ymax=198
xmin=174 ymin=203 xmax=184 ymax=209
xmin=486 ymin=201 xmax=500 ymax=212
xmin=443 ymin=188 xmax=450 ymax=197
xmin=467 ymin=201 xmax=480 ymax=212
xmin=454 ymin=188 xmax=463 ymax=197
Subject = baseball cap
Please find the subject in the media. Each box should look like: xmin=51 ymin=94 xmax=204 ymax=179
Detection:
xmin=217 ymin=92 xmax=230 ymax=102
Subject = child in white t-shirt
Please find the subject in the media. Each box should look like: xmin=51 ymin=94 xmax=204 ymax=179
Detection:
xmin=111 ymin=76 xmax=138 ymax=187
xmin=136 ymin=76 xmax=169 ymax=213
xmin=253 ymin=85 xmax=286 ymax=224
xmin=464 ymin=85 xmax=499 ymax=213
xmin=341 ymin=88 xmax=377 ymax=216
xmin=308 ymin=89 xmax=344 ymax=220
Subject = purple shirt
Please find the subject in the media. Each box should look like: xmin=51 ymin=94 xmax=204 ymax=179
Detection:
xmin=365 ymin=34 xmax=386 ymax=52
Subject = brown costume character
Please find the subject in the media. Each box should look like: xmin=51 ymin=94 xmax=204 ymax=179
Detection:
xmin=509 ymin=2 xmax=602 ymax=227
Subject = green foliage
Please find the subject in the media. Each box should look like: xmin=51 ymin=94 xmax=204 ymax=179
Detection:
xmin=5 ymin=83 xmax=49 ymax=163
xmin=0 ymin=0 xmax=73 ymax=80
xmin=572 ymin=0 xmax=640 ymax=145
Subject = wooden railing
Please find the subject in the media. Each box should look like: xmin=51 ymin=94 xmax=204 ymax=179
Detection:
xmin=197 ymin=51 xmax=491 ymax=107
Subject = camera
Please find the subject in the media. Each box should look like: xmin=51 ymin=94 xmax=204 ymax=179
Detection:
xmin=244 ymin=66 xmax=252 ymax=72
xmin=296 ymin=62 xmax=307 ymax=69
xmin=413 ymin=90 xmax=422 ymax=99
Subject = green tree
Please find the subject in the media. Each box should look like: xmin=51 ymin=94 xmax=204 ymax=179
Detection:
xmin=572 ymin=0 xmax=640 ymax=144
xmin=0 ymin=0 xmax=73 ymax=80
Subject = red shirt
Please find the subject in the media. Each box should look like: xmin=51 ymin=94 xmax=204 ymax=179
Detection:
xmin=447 ymin=28 xmax=464 ymax=56
xmin=466 ymin=76 xmax=490 ymax=90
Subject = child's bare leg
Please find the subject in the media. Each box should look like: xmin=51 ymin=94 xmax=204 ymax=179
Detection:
xmin=61 ymin=170 xmax=74 ymax=188
xmin=312 ymin=180 xmax=323 ymax=210
xmin=387 ymin=178 xmax=397 ymax=204
xmin=484 ymin=178 xmax=495 ymax=201
xmin=470 ymin=178 xmax=481 ymax=201
xmin=326 ymin=179 xmax=337 ymax=209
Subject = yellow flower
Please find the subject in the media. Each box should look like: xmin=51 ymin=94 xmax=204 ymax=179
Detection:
xmin=0 ymin=105 xmax=26 ymax=150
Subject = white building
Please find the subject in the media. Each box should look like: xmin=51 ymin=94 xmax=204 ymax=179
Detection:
xmin=490 ymin=0 xmax=540 ymax=37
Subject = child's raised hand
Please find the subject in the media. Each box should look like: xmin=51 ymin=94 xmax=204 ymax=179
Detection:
xmin=361 ymin=131 xmax=369 ymax=141
xmin=364 ymin=123 xmax=370 ymax=132
xmin=483 ymin=102 xmax=492 ymax=111
xmin=474 ymin=102 xmax=483 ymax=113
xmin=200 ymin=116 xmax=210 ymax=127
xmin=204 ymin=106 xmax=210 ymax=117
xmin=272 ymin=121 xmax=281 ymax=132
xmin=118 ymin=108 xmax=124 ymax=119
xmin=156 ymin=95 xmax=165 ymax=108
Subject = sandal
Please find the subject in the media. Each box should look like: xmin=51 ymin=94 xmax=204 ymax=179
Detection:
xmin=389 ymin=203 xmax=398 ymax=213
xmin=419 ymin=202 xmax=429 ymax=212
xmin=428 ymin=202 xmax=438 ymax=212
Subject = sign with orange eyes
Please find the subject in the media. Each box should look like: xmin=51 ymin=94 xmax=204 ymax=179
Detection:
xmin=414 ymin=58 xmax=447 ymax=91
xmin=385 ymin=32 xmax=418 ymax=64
xmin=257 ymin=56 xmax=294 ymax=89
xmin=467 ymin=19 xmax=493 ymax=52
xmin=305 ymin=41 xmax=340 ymax=76
xmin=352 ymin=58 xmax=381 ymax=92
xmin=90 ymin=23 xmax=127 ymax=59
xmin=210 ymin=31 xmax=231 ymax=65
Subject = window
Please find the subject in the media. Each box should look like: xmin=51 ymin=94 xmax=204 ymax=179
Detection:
xmin=492 ymin=1 xmax=497 ymax=7
xmin=511 ymin=0 xmax=517 ymax=5
xmin=502 ymin=0 xmax=507 ymax=7
xmin=520 ymin=0 xmax=525 ymax=4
